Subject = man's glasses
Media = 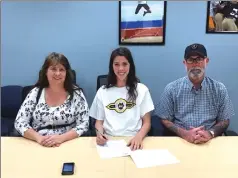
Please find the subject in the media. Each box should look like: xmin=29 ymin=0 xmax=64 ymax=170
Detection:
xmin=185 ymin=57 xmax=205 ymax=64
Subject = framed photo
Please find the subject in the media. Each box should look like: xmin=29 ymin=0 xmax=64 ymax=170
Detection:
xmin=206 ymin=1 xmax=238 ymax=34
xmin=119 ymin=1 xmax=167 ymax=45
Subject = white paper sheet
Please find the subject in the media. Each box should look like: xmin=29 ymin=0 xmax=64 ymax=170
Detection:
xmin=96 ymin=140 xmax=131 ymax=159
xmin=96 ymin=140 xmax=180 ymax=168
xmin=130 ymin=149 xmax=180 ymax=168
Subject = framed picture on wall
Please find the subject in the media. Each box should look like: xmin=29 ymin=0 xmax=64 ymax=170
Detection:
xmin=119 ymin=1 xmax=167 ymax=45
xmin=206 ymin=1 xmax=238 ymax=33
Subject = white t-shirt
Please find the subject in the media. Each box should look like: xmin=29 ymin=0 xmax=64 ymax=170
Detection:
xmin=89 ymin=83 xmax=154 ymax=136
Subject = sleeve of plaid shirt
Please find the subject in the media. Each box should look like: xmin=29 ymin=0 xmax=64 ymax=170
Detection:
xmin=217 ymin=84 xmax=235 ymax=121
xmin=156 ymin=84 xmax=175 ymax=121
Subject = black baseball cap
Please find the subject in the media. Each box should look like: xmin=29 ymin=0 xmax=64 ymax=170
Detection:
xmin=184 ymin=43 xmax=207 ymax=59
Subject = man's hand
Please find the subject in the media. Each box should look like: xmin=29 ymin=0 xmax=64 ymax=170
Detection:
xmin=194 ymin=130 xmax=213 ymax=144
xmin=41 ymin=135 xmax=64 ymax=147
xmin=182 ymin=126 xmax=205 ymax=143
xmin=127 ymin=135 xmax=143 ymax=151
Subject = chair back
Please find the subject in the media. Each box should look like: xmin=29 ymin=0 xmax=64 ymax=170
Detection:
xmin=1 ymin=85 xmax=23 ymax=118
xmin=97 ymin=75 xmax=108 ymax=91
xmin=71 ymin=70 xmax=76 ymax=84
xmin=1 ymin=85 xmax=23 ymax=136
xmin=22 ymin=85 xmax=35 ymax=103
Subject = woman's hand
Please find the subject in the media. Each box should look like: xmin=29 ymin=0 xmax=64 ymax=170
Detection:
xmin=126 ymin=112 xmax=150 ymax=151
xmin=96 ymin=134 xmax=108 ymax=146
xmin=39 ymin=135 xmax=64 ymax=147
xmin=127 ymin=135 xmax=143 ymax=151
xmin=36 ymin=135 xmax=50 ymax=146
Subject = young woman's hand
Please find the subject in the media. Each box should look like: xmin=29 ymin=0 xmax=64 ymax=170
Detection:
xmin=127 ymin=135 xmax=143 ymax=151
xmin=96 ymin=134 xmax=108 ymax=146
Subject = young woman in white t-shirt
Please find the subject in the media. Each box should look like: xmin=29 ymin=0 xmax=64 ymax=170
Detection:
xmin=90 ymin=47 xmax=154 ymax=150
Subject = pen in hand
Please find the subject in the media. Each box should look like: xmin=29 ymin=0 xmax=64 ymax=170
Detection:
xmin=95 ymin=128 xmax=107 ymax=140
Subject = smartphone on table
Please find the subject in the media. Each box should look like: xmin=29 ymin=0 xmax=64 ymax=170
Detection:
xmin=61 ymin=162 xmax=75 ymax=175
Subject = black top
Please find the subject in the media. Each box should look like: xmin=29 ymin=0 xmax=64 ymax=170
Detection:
xmin=223 ymin=2 xmax=238 ymax=20
xmin=214 ymin=1 xmax=230 ymax=14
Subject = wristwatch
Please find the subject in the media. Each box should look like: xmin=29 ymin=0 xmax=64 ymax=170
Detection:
xmin=209 ymin=130 xmax=215 ymax=138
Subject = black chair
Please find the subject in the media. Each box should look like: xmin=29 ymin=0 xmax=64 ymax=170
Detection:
xmin=92 ymin=74 xmax=108 ymax=136
xmin=85 ymin=74 xmax=108 ymax=136
xmin=71 ymin=70 xmax=76 ymax=84
xmin=148 ymin=115 xmax=164 ymax=136
xmin=89 ymin=117 xmax=96 ymax=136
xmin=224 ymin=130 xmax=238 ymax=136
xmin=97 ymin=75 xmax=108 ymax=91
xmin=1 ymin=85 xmax=23 ymax=136
xmin=22 ymin=85 xmax=35 ymax=103
xmin=80 ymin=117 xmax=96 ymax=137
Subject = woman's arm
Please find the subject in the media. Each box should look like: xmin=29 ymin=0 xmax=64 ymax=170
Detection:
xmin=135 ymin=112 xmax=151 ymax=139
xmin=60 ymin=90 xmax=90 ymax=142
xmin=23 ymin=128 xmax=44 ymax=143
xmin=89 ymin=88 xmax=108 ymax=145
xmin=14 ymin=87 xmax=42 ymax=142
xmin=59 ymin=130 xmax=79 ymax=143
xmin=89 ymin=88 xmax=106 ymax=134
xmin=127 ymin=112 xmax=151 ymax=150
xmin=128 ymin=86 xmax=154 ymax=150
xmin=94 ymin=118 xmax=108 ymax=145
xmin=95 ymin=120 xmax=104 ymax=135
xmin=137 ymin=87 xmax=154 ymax=138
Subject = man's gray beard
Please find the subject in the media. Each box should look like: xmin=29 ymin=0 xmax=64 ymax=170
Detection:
xmin=188 ymin=68 xmax=204 ymax=79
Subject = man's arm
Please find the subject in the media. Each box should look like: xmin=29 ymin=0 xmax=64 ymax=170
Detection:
xmin=194 ymin=120 xmax=229 ymax=144
xmin=161 ymin=119 xmax=187 ymax=138
xmin=211 ymin=119 xmax=229 ymax=137
xmin=211 ymin=84 xmax=233 ymax=137
xmin=161 ymin=119 xmax=204 ymax=144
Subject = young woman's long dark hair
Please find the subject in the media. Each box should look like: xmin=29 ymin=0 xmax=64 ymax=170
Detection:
xmin=106 ymin=47 xmax=140 ymax=102
xmin=35 ymin=52 xmax=81 ymax=101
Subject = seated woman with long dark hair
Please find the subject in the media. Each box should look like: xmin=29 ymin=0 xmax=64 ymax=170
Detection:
xmin=90 ymin=47 xmax=154 ymax=150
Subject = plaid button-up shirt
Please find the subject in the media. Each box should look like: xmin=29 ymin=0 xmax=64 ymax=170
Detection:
xmin=156 ymin=76 xmax=234 ymax=130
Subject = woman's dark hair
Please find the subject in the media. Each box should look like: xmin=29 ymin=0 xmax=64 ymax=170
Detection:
xmin=106 ymin=47 xmax=139 ymax=102
xmin=35 ymin=52 xmax=81 ymax=101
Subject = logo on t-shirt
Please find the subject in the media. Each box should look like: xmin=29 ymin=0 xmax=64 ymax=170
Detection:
xmin=106 ymin=98 xmax=136 ymax=113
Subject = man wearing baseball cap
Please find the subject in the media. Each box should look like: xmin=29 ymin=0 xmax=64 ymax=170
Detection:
xmin=156 ymin=43 xmax=234 ymax=144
